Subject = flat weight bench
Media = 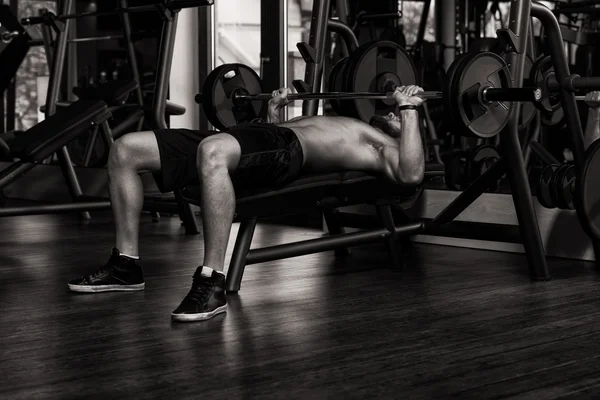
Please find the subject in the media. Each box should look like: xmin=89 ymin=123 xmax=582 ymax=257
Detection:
xmin=0 ymin=100 xmax=112 ymax=215
xmin=182 ymin=163 xmax=444 ymax=292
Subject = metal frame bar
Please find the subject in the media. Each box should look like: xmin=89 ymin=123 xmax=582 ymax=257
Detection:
xmin=119 ymin=0 xmax=145 ymax=131
xmin=496 ymin=1 xmax=550 ymax=281
xmin=530 ymin=1 xmax=600 ymax=263
xmin=327 ymin=19 xmax=358 ymax=54
xmin=225 ymin=220 xmax=424 ymax=292
xmin=0 ymin=201 xmax=111 ymax=217
xmin=301 ymin=0 xmax=331 ymax=116
xmin=43 ymin=0 xmax=91 ymax=220
xmin=150 ymin=10 xmax=199 ymax=235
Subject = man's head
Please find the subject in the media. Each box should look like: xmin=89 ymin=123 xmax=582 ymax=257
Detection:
xmin=369 ymin=112 xmax=402 ymax=137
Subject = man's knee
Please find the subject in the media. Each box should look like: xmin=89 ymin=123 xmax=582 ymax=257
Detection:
xmin=196 ymin=134 xmax=241 ymax=173
xmin=109 ymin=135 xmax=136 ymax=169
xmin=108 ymin=131 xmax=159 ymax=171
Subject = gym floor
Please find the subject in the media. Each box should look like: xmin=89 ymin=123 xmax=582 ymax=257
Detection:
xmin=1 ymin=211 xmax=600 ymax=399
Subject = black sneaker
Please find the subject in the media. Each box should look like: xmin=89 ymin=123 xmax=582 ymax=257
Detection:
xmin=68 ymin=248 xmax=145 ymax=293
xmin=171 ymin=268 xmax=227 ymax=322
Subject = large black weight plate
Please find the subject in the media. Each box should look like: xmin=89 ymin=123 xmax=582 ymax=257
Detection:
xmin=499 ymin=52 xmax=536 ymax=130
xmin=576 ymin=139 xmax=600 ymax=241
xmin=344 ymin=41 xmax=417 ymax=123
xmin=444 ymin=52 xmax=513 ymax=138
xmin=201 ymin=63 xmax=266 ymax=130
xmin=328 ymin=57 xmax=350 ymax=116
xmin=443 ymin=54 xmax=472 ymax=134
xmin=530 ymin=56 xmax=564 ymax=127
xmin=538 ymin=164 xmax=558 ymax=209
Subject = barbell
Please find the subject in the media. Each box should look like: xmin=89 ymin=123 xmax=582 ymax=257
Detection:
xmin=197 ymin=45 xmax=600 ymax=138
xmin=221 ymin=86 xmax=591 ymax=107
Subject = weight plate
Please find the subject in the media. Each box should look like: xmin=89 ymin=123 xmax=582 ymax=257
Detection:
xmin=201 ymin=63 xmax=266 ymax=131
xmin=344 ymin=41 xmax=417 ymax=123
xmin=541 ymin=106 xmax=564 ymax=127
xmin=444 ymin=52 xmax=513 ymax=138
xmin=530 ymin=55 xmax=564 ymax=127
xmin=559 ymin=164 xmax=577 ymax=210
xmin=328 ymin=57 xmax=350 ymax=116
xmin=550 ymin=163 xmax=569 ymax=210
xmin=576 ymin=139 xmax=600 ymax=240
xmin=443 ymin=53 xmax=472 ymax=132
xmin=537 ymin=164 xmax=558 ymax=209
xmin=499 ymin=52 xmax=536 ymax=130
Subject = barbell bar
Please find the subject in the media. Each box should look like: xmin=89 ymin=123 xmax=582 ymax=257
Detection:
xmin=212 ymin=87 xmax=589 ymax=108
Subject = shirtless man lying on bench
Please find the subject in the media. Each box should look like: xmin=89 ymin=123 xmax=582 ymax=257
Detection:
xmin=68 ymin=85 xmax=426 ymax=322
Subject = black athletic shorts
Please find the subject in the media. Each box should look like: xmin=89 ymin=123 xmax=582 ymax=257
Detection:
xmin=152 ymin=123 xmax=304 ymax=193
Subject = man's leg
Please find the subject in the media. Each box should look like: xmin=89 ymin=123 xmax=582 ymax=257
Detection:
xmin=197 ymin=134 xmax=242 ymax=271
xmin=171 ymin=133 xmax=241 ymax=322
xmin=108 ymin=132 xmax=161 ymax=256
xmin=68 ymin=131 xmax=161 ymax=293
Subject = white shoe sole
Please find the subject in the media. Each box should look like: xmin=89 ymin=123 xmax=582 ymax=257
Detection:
xmin=68 ymin=283 xmax=145 ymax=293
xmin=171 ymin=304 xmax=227 ymax=322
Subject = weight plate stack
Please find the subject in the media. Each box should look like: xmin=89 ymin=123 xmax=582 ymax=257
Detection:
xmin=538 ymin=164 xmax=559 ymax=209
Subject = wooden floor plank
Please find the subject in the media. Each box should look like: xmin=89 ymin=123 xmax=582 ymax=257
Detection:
xmin=1 ymin=211 xmax=600 ymax=399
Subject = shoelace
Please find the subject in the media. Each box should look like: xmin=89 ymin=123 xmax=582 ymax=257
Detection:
xmin=88 ymin=256 xmax=119 ymax=279
xmin=186 ymin=277 xmax=215 ymax=303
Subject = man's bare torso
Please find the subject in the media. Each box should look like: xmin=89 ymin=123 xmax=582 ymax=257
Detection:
xmin=277 ymin=115 xmax=398 ymax=174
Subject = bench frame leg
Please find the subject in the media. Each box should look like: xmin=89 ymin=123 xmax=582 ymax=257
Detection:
xmin=377 ymin=204 xmax=405 ymax=270
xmin=323 ymin=208 xmax=351 ymax=258
xmin=225 ymin=218 xmax=258 ymax=292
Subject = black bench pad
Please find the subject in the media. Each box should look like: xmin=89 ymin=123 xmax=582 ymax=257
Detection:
xmin=183 ymin=171 xmax=426 ymax=219
xmin=184 ymin=173 xmax=343 ymax=218
xmin=183 ymin=163 xmax=445 ymax=215
xmin=10 ymin=100 xmax=109 ymax=162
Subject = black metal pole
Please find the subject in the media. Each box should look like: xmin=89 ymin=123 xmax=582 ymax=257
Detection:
xmin=153 ymin=13 xmax=178 ymax=130
xmin=529 ymin=140 xmax=560 ymax=165
xmin=501 ymin=1 xmax=549 ymax=280
xmin=244 ymin=223 xmax=423 ymax=266
xmin=119 ymin=0 xmax=145 ymax=131
xmin=39 ymin=14 xmax=55 ymax=68
xmin=0 ymin=201 xmax=111 ymax=217
xmin=414 ymin=0 xmax=432 ymax=54
xmin=483 ymin=87 xmax=539 ymax=102
xmin=327 ymin=19 xmax=358 ymax=53
xmin=302 ymin=0 xmax=331 ymax=116
xmin=431 ymin=159 xmax=507 ymax=225
xmin=568 ymin=76 xmax=600 ymax=91
xmin=225 ymin=218 xmax=258 ymax=292
xmin=43 ymin=0 xmax=90 ymax=220
xmin=531 ymin=2 xmax=600 ymax=265
xmin=151 ymin=11 xmax=199 ymax=235
xmin=0 ymin=162 xmax=37 ymax=189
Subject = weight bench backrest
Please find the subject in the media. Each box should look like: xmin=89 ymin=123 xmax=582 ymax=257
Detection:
xmin=10 ymin=100 xmax=109 ymax=162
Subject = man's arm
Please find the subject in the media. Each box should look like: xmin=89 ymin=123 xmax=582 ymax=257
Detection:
xmin=584 ymin=92 xmax=600 ymax=150
xmin=390 ymin=86 xmax=425 ymax=185
xmin=395 ymin=108 xmax=425 ymax=184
